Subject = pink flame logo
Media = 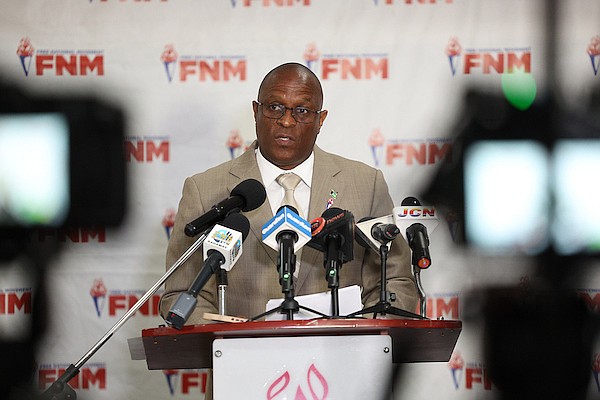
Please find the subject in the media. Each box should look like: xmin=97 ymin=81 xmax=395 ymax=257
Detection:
xmin=267 ymin=364 xmax=329 ymax=400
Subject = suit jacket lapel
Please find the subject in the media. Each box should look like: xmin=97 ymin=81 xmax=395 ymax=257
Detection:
xmin=229 ymin=141 xmax=279 ymax=266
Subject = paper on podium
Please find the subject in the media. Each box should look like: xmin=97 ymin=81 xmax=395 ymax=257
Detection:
xmin=264 ymin=285 xmax=363 ymax=320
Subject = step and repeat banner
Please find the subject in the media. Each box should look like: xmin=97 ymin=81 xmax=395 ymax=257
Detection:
xmin=1 ymin=1 xmax=600 ymax=399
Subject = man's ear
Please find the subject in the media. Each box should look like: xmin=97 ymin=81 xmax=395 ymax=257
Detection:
xmin=252 ymin=101 xmax=259 ymax=122
xmin=318 ymin=109 xmax=328 ymax=128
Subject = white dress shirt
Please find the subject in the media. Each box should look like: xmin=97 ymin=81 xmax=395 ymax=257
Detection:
xmin=255 ymin=148 xmax=313 ymax=219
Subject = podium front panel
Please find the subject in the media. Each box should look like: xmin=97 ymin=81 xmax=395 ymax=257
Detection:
xmin=212 ymin=335 xmax=393 ymax=399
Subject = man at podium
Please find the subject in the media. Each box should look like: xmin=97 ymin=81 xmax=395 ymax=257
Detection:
xmin=159 ymin=62 xmax=418 ymax=325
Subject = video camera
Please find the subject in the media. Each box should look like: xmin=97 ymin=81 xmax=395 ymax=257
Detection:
xmin=0 ymin=81 xmax=127 ymax=252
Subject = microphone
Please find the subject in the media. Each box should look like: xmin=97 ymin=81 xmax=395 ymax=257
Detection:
xmin=355 ymin=215 xmax=394 ymax=251
xmin=166 ymin=213 xmax=250 ymax=329
xmin=406 ymin=223 xmax=431 ymax=269
xmin=262 ymin=205 xmax=311 ymax=293
xmin=184 ymin=178 xmax=266 ymax=237
xmin=307 ymin=207 xmax=354 ymax=263
xmin=393 ymin=197 xmax=439 ymax=269
xmin=261 ymin=206 xmax=311 ymax=253
xmin=202 ymin=212 xmax=250 ymax=271
xmin=372 ymin=223 xmax=400 ymax=244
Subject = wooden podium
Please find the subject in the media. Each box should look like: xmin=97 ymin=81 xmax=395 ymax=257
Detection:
xmin=131 ymin=318 xmax=461 ymax=398
xmin=133 ymin=318 xmax=461 ymax=369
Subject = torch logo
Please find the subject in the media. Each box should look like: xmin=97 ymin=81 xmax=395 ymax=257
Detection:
xmin=161 ymin=43 xmax=178 ymax=82
xmin=587 ymin=36 xmax=600 ymax=76
xmin=16 ymin=37 xmax=35 ymax=77
xmin=226 ymin=129 xmax=244 ymax=159
xmin=445 ymin=37 xmax=462 ymax=76
xmin=303 ymin=42 xmax=321 ymax=73
xmin=162 ymin=209 xmax=176 ymax=239
xmin=448 ymin=351 xmax=465 ymax=389
xmin=368 ymin=128 xmax=385 ymax=167
xmin=90 ymin=278 xmax=107 ymax=317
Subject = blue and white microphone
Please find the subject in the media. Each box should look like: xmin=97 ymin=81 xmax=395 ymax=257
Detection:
xmin=262 ymin=206 xmax=311 ymax=288
xmin=262 ymin=206 xmax=311 ymax=253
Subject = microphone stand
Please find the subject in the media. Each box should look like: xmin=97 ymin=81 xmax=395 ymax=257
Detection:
xmin=41 ymin=228 xmax=212 ymax=400
xmin=414 ymin=266 xmax=427 ymax=318
xmin=347 ymin=243 xmax=426 ymax=319
xmin=324 ymin=233 xmax=343 ymax=317
xmin=250 ymin=232 xmax=327 ymax=321
xmin=216 ymin=268 xmax=228 ymax=315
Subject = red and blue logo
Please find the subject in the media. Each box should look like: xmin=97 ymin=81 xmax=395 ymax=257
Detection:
xmin=160 ymin=44 xmax=247 ymax=83
xmin=448 ymin=352 xmax=494 ymax=391
xmin=162 ymin=209 xmax=176 ymax=239
xmin=368 ymin=129 xmax=454 ymax=167
xmin=302 ymin=42 xmax=389 ymax=81
xmin=587 ymin=36 xmax=600 ymax=76
xmin=444 ymin=37 xmax=531 ymax=76
xmin=89 ymin=279 xmax=162 ymax=318
xmin=90 ymin=278 xmax=108 ymax=317
xmin=226 ymin=129 xmax=251 ymax=159
xmin=17 ymin=37 xmax=104 ymax=78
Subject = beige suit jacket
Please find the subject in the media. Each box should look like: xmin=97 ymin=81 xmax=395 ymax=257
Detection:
xmin=159 ymin=142 xmax=418 ymax=324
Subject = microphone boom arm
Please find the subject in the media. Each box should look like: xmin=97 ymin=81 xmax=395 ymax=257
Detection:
xmin=41 ymin=228 xmax=212 ymax=400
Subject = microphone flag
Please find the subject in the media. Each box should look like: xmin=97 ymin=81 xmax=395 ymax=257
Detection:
xmin=262 ymin=206 xmax=311 ymax=253
xmin=203 ymin=222 xmax=244 ymax=271
xmin=392 ymin=205 xmax=439 ymax=241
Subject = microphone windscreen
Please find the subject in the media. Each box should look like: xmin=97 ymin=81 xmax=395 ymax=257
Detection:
xmin=231 ymin=179 xmax=267 ymax=212
xmin=401 ymin=196 xmax=422 ymax=206
xmin=277 ymin=205 xmax=298 ymax=215
xmin=220 ymin=212 xmax=250 ymax=241
xmin=322 ymin=206 xmax=343 ymax=219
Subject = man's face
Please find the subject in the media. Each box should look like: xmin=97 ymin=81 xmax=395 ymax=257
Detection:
xmin=253 ymin=68 xmax=327 ymax=170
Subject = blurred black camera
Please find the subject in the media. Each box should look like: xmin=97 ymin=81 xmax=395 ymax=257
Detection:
xmin=0 ymin=82 xmax=127 ymax=231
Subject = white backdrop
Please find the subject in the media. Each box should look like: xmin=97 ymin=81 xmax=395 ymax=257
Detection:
xmin=1 ymin=0 xmax=599 ymax=399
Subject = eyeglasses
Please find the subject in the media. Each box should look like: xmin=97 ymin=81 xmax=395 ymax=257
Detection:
xmin=255 ymin=101 xmax=323 ymax=124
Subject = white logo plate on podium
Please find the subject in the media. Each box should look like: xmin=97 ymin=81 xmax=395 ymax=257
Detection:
xmin=213 ymin=334 xmax=392 ymax=399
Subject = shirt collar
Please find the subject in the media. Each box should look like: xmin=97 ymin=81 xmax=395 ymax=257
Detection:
xmin=256 ymin=148 xmax=314 ymax=188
